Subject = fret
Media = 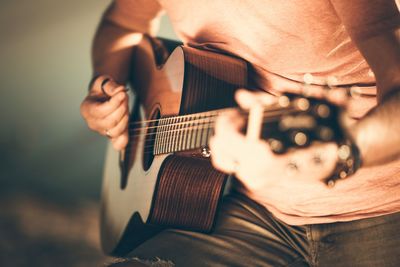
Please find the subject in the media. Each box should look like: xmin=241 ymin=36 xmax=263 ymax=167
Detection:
xmin=197 ymin=115 xmax=203 ymax=148
xmin=207 ymin=115 xmax=214 ymax=144
xmin=190 ymin=115 xmax=196 ymax=150
xmin=166 ymin=117 xmax=173 ymax=154
xmin=204 ymin=115 xmax=211 ymax=147
xmin=192 ymin=115 xmax=199 ymax=150
xmin=172 ymin=117 xmax=179 ymax=153
xmin=175 ymin=116 xmax=181 ymax=151
xmin=157 ymin=118 xmax=165 ymax=154
xmin=160 ymin=118 xmax=168 ymax=154
xmin=191 ymin=115 xmax=198 ymax=150
xmin=167 ymin=117 xmax=174 ymax=153
xmin=177 ymin=116 xmax=185 ymax=152
xmin=173 ymin=117 xmax=180 ymax=152
xmin=187 ymin=116 xmax=194 ymax=150
xmin=200 ymin=115 xmax=210 ymax=147
xmin=198 ymin=115 xmax=204 ymax=148
xmin=160 ymin=118 xmax=169 ymax=153
xmin=157 ymin=119 xmax=164 ymax=153
xmin=181 ymin=116 xmax=189 ymax=151
xmin=171 ymin=117 xmax=179 ymax=153
xmin=152 ymin=112 xmax=218 ymax=155
xmin=172 ymin=118 xmax=178 ymax=153
xmin=186 ymin=116 xmax=193 ymax=151
xmin=154 ymin=120 xmax=159 ymax=154
xmin=174 ymin=116 xmax=182 ymax=151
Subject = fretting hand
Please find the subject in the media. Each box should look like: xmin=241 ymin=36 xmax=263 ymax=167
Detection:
xmin=209 ymin=89 xmax=340 ymax=193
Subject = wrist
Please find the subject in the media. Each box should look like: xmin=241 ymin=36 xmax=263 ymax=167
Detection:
xmin=325 ymin=134 xmax=362 ymax=187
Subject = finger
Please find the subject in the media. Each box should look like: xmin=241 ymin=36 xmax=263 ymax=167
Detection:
xmin=235 ymin=89 xmax=277 ymax=109
xmin=214 ymin=109 xmax=245 ymax=136
xmin=209 ymin=137 xmax=238 ymax=173
xmin=89 ymin=75 xmax=111 ymax=95
xmin=106 ymin=114 xmax=129 ymax=138
xmin=287 ymin=142 xmax=338 ymax=180
xmin=111 ymin=132 xmax=129 ymax=151
xmin=325 ymin=88 xmax=349 ymax=106
xmin=209 ymin=116 xmax=248 ymax=170
xmin=91 ymin=91 xmax=128 ymax=118
xmin=103 ymin=81 xmax=128 ymax=97
xmin=90 ymin=75 xmax=127 ymax=97
xmin=101 ymin=98 xmax=129 ymax=130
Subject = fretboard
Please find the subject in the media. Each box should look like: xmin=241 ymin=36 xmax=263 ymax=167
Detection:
xmin=153 ymin=111 xmax=219 ymax=155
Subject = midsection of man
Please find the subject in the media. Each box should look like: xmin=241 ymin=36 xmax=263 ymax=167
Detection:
xmin=105 ymin=0 xmax=400 ymax=225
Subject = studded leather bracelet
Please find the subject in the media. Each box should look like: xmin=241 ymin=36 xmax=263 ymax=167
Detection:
xmin=325 ymin=138 xmax=362 ymax=187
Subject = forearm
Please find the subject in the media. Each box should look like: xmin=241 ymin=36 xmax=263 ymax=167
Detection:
xmin=327 ymin=0 xmax=400 ymax=167
xmin=351 ymin=88 xmax=400 ymax=167
xmin=92 ymin=19 xmax=143 ymax=84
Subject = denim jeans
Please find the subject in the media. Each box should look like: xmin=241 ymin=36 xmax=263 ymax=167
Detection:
xmin=109 ymin=192 xmax=400 ymax=267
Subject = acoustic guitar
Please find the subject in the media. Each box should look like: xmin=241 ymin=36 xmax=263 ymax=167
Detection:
xmin=100 ymin=37 xmax=344 ymax=256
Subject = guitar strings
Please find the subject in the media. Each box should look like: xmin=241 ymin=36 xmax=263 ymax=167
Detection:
xmin=124 ymin=109 xmax=297 ymax=154
xmin=127 ymin=110 xmax=292 ymax=143
xmin=126 ymin=107 xmax=294 ymax=139
xmin=127 ymin=106 xmax=285 ymax=134
xmin=124 ymin=109 xmax=225 ymax=126
xmin=125 ymin=108 xmax=297 ymax=152
xmin=126 ymin=102 xmax=284 ymax=127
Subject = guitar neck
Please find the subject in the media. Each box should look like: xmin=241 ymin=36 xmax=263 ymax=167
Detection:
xmin=152 ymin=101 xmax=291 ymax=155
xmin=151 ymin=92 xmax=342 ymax=156
xmin=153 ymin=109 xmax=224 ymax=155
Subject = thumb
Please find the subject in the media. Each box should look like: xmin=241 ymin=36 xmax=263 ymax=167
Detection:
xmin=90 ymin=75 xmax=127 ymax=97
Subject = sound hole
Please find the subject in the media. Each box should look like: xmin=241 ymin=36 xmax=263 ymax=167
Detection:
xmin=143 ymin=109 xmax=160 ymax=171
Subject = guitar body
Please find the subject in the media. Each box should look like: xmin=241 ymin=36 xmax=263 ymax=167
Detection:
xmin=100 ymin=37 xmax=248 ymax=256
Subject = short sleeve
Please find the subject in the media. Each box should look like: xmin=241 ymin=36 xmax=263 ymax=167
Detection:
xmin=104 ymin=0 xmax=164 ymax=35
xmin=329 ymin=0 xmax=400 ymax=40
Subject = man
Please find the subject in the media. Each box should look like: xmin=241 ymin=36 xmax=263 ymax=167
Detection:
xmin=80 ymin=0 xmax=400 ymax=266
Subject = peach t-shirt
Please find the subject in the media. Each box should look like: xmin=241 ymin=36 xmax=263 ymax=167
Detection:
xmin=105 ymin=0 xmax=400 ymax=225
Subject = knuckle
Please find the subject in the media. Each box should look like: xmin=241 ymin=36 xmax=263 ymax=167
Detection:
xmin=80 ymin=102 xmax=87 ymax=116
xmin=87 ymin=121 xmax=97 ymax=131
xmin=106 ymin=119 xmax=118 ymax=129
xmin=102 ymin=119 xmax=112 ymax=129
xmin=87 ymin=122 xmax=94 ymax=130
xmin=121 ymin=114 xmax=129 ymax=125
xmin=112 ymin=136 xmax=127 ymax=151
xmin=113 ymin=126 xmax=124 ymax=136
xmin=89 ymin=103 xmax=104 ymax=118
xmin=121 ymin=104 xmax=128 ymax=114
xmin=117 ymin=104 xmax=125 ymax=117
xmin=98 ymin=102 xmax=112 ymax=116
xmin=120 ymin=134 xmax=129 ymax=146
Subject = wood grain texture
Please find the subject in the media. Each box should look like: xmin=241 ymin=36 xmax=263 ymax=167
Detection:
xmin=149 ymin=155 xmax=227 ymax=231
xmin=180 ymin=46 xmax=247 ymax=114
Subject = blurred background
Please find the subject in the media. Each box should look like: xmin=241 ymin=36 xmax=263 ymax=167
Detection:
xmin=0 ymin=1 xmax=176 ymax=266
